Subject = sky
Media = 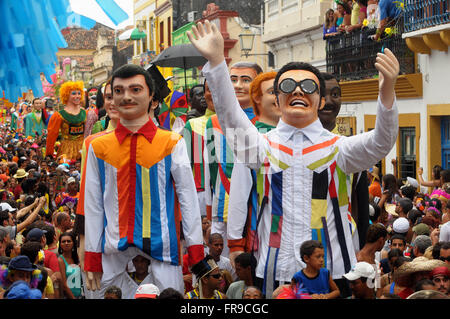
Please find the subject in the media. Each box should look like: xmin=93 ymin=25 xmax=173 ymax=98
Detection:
xmin=69 ymin=0 xmax=134 ymax=30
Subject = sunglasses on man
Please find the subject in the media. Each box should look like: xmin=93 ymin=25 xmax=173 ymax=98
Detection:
xmin=278 ymin=78 xmax=319 ymax=95
xmin=208 ymin=273 xmax=223 ymax=279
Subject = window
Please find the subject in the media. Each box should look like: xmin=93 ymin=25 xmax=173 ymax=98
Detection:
xmin=282 ymin=0 xmax=297 ymax=9
xmin=160 ymin=21 xmax=164 ymax=48
xmin=267 ymin=0 xmax=279 ymax=17
xmin=399 ymin=127 xmax=416 ymax=179
xmin=302 ymin=0 xmax=315 ymax=8
xmin=168 ymin=17 xmax=171 ymax=46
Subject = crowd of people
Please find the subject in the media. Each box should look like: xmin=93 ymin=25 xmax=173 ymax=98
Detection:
xmin=0 ymin=17 xmax=448 ymax=301
xmin=323 ymin=0 xmax=403 ymax=41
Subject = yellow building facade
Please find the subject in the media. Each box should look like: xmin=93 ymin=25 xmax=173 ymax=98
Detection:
xmin=133 ymin=0 xmax=173 ymax=87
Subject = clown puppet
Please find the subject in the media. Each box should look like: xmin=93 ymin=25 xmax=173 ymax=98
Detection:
xmin=46 ymin=81 xmax=86 ymax=161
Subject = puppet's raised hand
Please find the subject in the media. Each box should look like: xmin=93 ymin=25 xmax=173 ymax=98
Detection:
xmin=187 ymin=20 xmax=225 ymax=68
xmin=374 ymin=48 xmax=399 ymax=109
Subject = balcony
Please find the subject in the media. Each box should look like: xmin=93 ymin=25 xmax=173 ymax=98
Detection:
xmin=326 ymin=28 xmax=415 ymax=81
xmin=404 ymin=0 xmax=449 ymax=32
xmin=403 ymin=0 xmax=450 ymax=54
xmin=325 ymin=25 xmax=423 ymax=102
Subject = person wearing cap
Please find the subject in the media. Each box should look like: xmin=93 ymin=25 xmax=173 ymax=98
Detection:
xmin=25 ymin=226 xmax=62 ymax=295
xmin=0 ymin=197 xmax=44 ymax=242
xmin=185 ymin=255 xmax=227 ymax=299
xmin=343 ymin=261 xmax=377 ymax=299
xmin=412 ymin=223 xmax=431 ymax=237
xmin=431 ymin=266 xmax=450 ymax=296
xmin=83 ymin=64 xmax=204 ymax=299
xmin=2 ymin=255 xmax=42 ymax=299
xmin=55 ymin=176 xmax=79 ymax=210
xmin=134 ymin=283 xmax=160 ymax=299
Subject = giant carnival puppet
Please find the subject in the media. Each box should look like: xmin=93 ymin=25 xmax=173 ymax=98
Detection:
xmin=24 ymin=98 xmax=46 ymax=138
xmin=46 ymin=81 xmax=86 ymax=161
xmin=82 ymin=64 xmax=204 ymax=299
xmin=188 ymin=20 xmax=400 ymax=298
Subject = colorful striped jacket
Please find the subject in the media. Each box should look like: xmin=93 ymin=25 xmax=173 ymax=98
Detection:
xmin=227 ymin=121 xmax=276 ymax=255
xmin=182 ymin=109 xmax=215 ymax=192
xmin=83 ymin=119 xmax=204 ymax=272
xmin=204 ymin=108 xmax=257 ymax=223
xmin=202 ymin=61 xmax=398 ymax=294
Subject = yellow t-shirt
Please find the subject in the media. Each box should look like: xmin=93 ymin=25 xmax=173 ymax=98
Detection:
xmin=351 ymin=3 xmax=360 ymax=25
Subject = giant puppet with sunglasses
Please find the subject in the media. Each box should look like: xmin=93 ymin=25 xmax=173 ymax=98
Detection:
xmin=188 ymin=20 xmax=399 ymax=298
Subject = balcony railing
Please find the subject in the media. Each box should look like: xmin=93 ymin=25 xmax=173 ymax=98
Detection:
xmin=326 ymin=28 xmax=415 ymax=82
xmin=404 ymin=0 xmax=450 ymax=33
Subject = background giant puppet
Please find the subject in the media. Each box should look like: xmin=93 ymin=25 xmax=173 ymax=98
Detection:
xmin=45 ymin=81 xmax=86 ymax=161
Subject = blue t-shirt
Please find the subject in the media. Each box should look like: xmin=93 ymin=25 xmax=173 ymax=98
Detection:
xmin=378 ymin=0 xmax=402 ymax=21
xmin=323 ymin=24 xmax=337 ymax=36
xmin=292 ymin=268 xmax=330 ymax=295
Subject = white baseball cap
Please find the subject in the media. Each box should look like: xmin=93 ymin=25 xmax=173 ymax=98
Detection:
xmin=393 ymin=217 xmax=410 ymax=234
xmin=0 ymin=202 xmax=17 ymax=213
xmin=343 ymin=262 xmax=376 ymax=281
xmin=134 ymin=284 xmax=160 ymax=299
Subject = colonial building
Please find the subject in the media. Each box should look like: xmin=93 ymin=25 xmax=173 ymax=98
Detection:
xmin=262 ymin=0 xmax=333 ymax=70
xmin=325 ymin=0 xmax=450 ymax=184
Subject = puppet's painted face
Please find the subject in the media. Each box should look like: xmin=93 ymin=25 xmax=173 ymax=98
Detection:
xmin=112 ymin=74 xmax=153 ymax=121
xmin=68 ymin=90 xmax=82 ymax=106
xmin=255 ymin=78 xmax=280 ymax=124
xmin=103 ymin=84 xmax=119 ymax=122
xmin=277 ymin=69 xmax=324 ymax=129
xmin=318 ymin=78 xmax=341 ymax=129
xmin=33 ymin=99 xmax=44 ymax=111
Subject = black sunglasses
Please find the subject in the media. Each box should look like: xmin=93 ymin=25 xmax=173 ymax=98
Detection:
xmin=439 ymin=256 xmax=450 ymax=262
xmin=278 ymin=78 xmax=319 ymax=95
xmin=209 ymin=273 xmax=222 ymax=279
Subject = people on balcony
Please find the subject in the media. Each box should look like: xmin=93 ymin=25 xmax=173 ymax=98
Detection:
xmin=366 ymin=0 xmax=380 ymax=29
xmin=323 ymin=9 xmax=339 ymax=39
xmin=346 ymin=0 xmax=368 ymax=32
xmin=335 ymin=1 xmax=352 ymax=32
xmin=373 ymin=0 xmax=402 ymax=41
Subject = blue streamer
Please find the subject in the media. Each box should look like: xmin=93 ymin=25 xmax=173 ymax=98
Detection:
xmin=95 ymin=0 xmax=129 ymax=25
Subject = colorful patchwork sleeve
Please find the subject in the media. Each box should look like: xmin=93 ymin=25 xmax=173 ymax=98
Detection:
xmin=337 ymin=96 xmax=398 ymax=174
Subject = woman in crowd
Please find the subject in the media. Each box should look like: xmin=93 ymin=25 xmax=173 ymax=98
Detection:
xmin=57 ymin=231 xmax=82 ymax=299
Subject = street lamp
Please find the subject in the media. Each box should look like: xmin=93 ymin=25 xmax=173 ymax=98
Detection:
xmin=238 ymin=26 xmax=272 ymax=62
xmin=239 ymin=27 xmax=256 ymax=58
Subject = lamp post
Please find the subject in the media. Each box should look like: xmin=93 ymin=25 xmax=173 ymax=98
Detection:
xmin=238 ymin=26 xmax=271 ymax=58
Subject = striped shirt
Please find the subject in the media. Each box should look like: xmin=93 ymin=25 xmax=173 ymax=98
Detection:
xmin=202 ymin=61 xmax=398 ymax=294
xmin=83 ymin=119 xmax=204 ymax=272
xmin=182 ymin=109 xmax=215 ymax=192
xmin=204 ymin=108 xmax=257 ymax=223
